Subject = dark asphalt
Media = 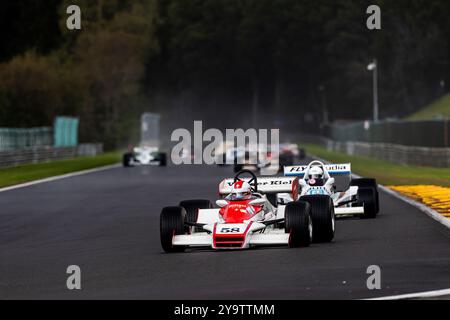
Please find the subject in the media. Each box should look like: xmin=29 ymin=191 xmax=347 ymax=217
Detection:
xmin=0 ymin=160 xmax=449 ymax=299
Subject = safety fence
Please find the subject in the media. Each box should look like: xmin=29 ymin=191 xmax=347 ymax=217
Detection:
xmin=0 ymin=117 xmax=79 ymax=152
xmin=0 ymin=127 xmax=53 ymax=151
xmin=323 ymin=119 xmax=449 ymax=148
xmin=324 ymin=138 xmax=450 ymax=168
xmin=0 ymin=144 xmax=103 ymax=168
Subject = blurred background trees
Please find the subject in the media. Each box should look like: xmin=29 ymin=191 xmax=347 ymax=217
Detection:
xmin=0 ymin=0 xmax=449 ymax=148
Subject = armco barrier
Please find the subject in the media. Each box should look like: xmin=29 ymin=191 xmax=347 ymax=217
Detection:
xmin=325 ymin=139 xmax=450 ymax=168
xmin=324 ymin=119 xmax=449 ymax=148
xmin=0 ymin=144 xmax=103 ymax=168
xmin=77 ymin=143 xmax=103 ymax=157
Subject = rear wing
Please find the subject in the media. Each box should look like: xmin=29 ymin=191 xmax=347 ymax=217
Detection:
xmin=284 ymin=163 xmax=352 ymax=192
xmin=284 ymin=164 xmax=351 ymax=177
xmin=219 ymin=177 xmax=298 ymax=196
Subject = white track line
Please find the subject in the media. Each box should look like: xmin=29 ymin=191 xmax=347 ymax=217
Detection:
xmin=310 ymin=154 xmax=450 ymax=300
xmin=378 ymin=185 xmax=450 ymax=229
xmin=0 ymin=163 xmax=120 ymax=193
xmin=366 ymin=288 xmax=450 ymax=300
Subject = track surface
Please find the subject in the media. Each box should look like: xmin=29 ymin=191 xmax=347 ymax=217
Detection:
xmin=0 ymin=160 xmax=449 ymax=299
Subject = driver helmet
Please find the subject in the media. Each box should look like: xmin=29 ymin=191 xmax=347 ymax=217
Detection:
xmin=230 ymin=180 xmax=252 ymax=200
xmin=308 ymin=166 xmax=324 ymax=184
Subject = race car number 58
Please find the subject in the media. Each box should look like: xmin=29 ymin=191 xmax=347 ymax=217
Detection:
xmin=220 ymin=227 xmax=241 ymax=233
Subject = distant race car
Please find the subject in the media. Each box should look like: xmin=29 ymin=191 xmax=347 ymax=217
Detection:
xmin=232 ymin=143 xmax=305 ymax=173
xmin=160 ymin=170 xmax=335 ymax=252
xmin=283 ymin=161 xmax=380 ymax=219
xmin=233 ymin=150 xmax=272 ymax=173
xmin=123 ymin=146 xmax=167 ymax=167
xmin=215 ymin=145 xmax=245 ymax=167
xmin=279 ymin=143 xmax=306 ymax=165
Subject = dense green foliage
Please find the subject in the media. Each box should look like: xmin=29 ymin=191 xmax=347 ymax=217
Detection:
xmin=1 ymin=0 xmax=449 ymax=148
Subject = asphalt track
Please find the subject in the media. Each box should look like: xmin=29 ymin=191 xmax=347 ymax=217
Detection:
xmin=0 ymin=159 xmax=449 ymax=300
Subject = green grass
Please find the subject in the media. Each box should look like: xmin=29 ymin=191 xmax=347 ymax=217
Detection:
xmin=304 ymin=144 xmax=450 ymax=187
xmin=0 ymin=152 xmax=121 ymax=188
xmin=406 ymin=93 xmax=450 ymax=120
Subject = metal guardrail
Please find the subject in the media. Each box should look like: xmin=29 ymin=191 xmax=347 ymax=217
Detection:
xmin=0 ymin=117 xmax=79 ymax=151
xmin=324 ymin=139 xmax=450 ymax=168
xmin=0 ymin=144 xmax=104 ymax=168
xmin=324 ymin=119 xmax=449 ymax=148
xmin=0 ymin=146 xmax=76 ymax=168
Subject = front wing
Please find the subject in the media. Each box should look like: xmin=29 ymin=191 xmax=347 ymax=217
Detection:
xmin=173 ymin=230 xmax=289 ymax=249
xmin=335 ymin=206 xmax=364 ymax=216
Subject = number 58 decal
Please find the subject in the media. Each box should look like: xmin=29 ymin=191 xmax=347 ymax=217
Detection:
xmin=220 ymin=227 xmax=241 ymax=233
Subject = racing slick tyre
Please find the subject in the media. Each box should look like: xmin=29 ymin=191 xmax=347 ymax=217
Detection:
xmin=299 ymin=148 xmax=306 ymax=160
xmin=266 ymin=193 xmax=278 ymax=207
xmin=351 ymin=178 xmax=379 ymax=214
xmin=279 ymin=153 xmax=294 ymax=167
xmin=160 ymin=206 xmax=187 ymax=253
xmin=299 ymin=195 xmax=335 ymax=243
xmin=357 ymin=187 xmax=377 ymax=219
xmin=159 ymin=153 xmax=167 ymax=167
xmin=284 ymin=201 xmax=312 ymax=248
xmin=122 ymin=153 xmax=133 ymax=167
xmin=234 ymin=163 xmax=243 ymax=173
xmin=179 ymin=199 xmax=213 ymax=225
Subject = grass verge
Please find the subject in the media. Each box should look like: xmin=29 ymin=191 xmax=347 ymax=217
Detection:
xmin=0 ymin=152 xmax=120 ymax=188
xmin=406 ymin=92 xmax=450 ymax=120
xmin=304 ymin=144 xmax=450 ymax=187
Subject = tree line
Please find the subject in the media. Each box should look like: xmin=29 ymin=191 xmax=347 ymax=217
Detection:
xmin=0 ymin=0 xmax=449 ymax=148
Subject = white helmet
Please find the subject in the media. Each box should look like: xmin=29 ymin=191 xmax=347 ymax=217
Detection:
xmin=230 ymin=180 xmax=252 ymax=200
xmin=309 ymin=166 xmax=324 ymax=180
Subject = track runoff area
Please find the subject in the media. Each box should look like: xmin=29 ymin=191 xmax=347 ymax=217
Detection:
xmin=0 ymin=156 xmax=449 ymax=302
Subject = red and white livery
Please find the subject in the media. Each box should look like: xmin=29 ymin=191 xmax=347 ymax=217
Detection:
xmin=160 ymin=170 xmax=334 ymax=252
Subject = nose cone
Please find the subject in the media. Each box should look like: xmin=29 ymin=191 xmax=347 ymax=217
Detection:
xmin=222 ymin=203 xmax=252 ymax=223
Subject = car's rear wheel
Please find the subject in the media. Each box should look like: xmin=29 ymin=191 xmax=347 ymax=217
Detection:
xmin=285 ymin=201 xmax=312 ymax=248
xmin=357 ymin=187 xmax=377 ymax=219
xmin=266 ymin=193 xmax=278 ymax=207
xmin=299 ymin=148 xmax=306 ymax=159
xmin=160 ymin=206 xmax=186 ymax=253
xmin=279 ymin=153 xmax=294 ymax=167
xmin=179 ymin=199 xmax=212 ymax=231
xmin=300 ymin=195 xmax=335 ymax=243
xmin=234 ymin=163 xmax=243 ymax=173
xmin=122 ymin=153 xmax=133 ymax=167
xmin=351 ymin=178 xmax=379 ymax=214
xmin=158 ymin=152 xmax=167 ymax=167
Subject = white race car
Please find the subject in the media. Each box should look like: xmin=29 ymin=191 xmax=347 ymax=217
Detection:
xmin=160 ymin=170 xmax=335 ymax=252
xmin=283 ymin=161 xmax=379 ymax=219
xmin=123 ymin=146 xmax=167 ymax=167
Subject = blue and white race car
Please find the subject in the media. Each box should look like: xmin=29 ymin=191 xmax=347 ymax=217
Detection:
xmin=283 ymin=161 xmax=379 ymax=219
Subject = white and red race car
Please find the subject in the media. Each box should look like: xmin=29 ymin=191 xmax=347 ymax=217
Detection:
xmin=160 ymin=170 xmax=335 ymax=252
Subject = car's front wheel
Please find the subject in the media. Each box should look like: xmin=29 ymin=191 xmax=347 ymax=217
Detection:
xmin=357 ymin=187 xmax=377 ymax=219
xmin=285 ymin=201 xmax=312 ymax=248
xmin=179 ymin=199 xmax=212 ymax=232
xmin=122 ymin=153 xmax=133 ymax=167
xmin=351 ymin=178 xmax=379 ymax=214
xmin=160 ymin=206 xmax=186 ymax=253
xmin=300 ymin=195 xmax=335 ymax=243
